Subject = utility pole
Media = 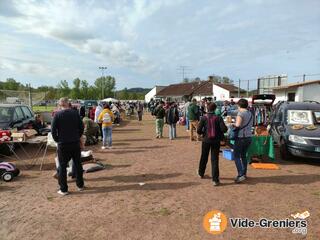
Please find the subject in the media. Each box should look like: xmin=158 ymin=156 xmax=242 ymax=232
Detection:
xmin=28 ymin=83 xmax=32 ymax=108
xmin=238 ymin=79 xmax=241 ymax=98
xmin=177 ymin=66 xmax=191 ymax=82
xmin=99 ymin=66 xmax=107 ymax=99
xmin=303 ymin=74 xmax=306 ymax=82
xmin=247 ymin=80 xmax=249 ymax=98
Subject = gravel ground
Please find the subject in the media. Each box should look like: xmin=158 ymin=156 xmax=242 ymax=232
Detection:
xmin=1 ymin=113 xmax=319 ymax=240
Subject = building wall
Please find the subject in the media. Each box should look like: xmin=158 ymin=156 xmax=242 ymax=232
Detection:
xmin=144 ymin=86 xmax=166 ymax=103
xmin=300 ymin=83 xmax=320 ymax=102
xmin=193 ymin=95 xmax=212 ymax=101
xmin=213 ymin=85 xmax=230 ymax=100
xmin=273 ymin=83 xmax=320 ymax=102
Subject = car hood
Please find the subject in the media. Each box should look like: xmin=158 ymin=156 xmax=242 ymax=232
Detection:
xmin=0 ymin=122 xmax=10 ymax=130
xmin=286 ymin=126 xmax=320 ymax=138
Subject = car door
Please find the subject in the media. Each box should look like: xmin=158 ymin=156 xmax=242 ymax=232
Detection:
xmin=21 ymin=106 xmax=34 ymax=128
xmin=12 ymin=107 xmax=25 ymax=129
xmin=270 ymin=106 xmax=283 ymax=144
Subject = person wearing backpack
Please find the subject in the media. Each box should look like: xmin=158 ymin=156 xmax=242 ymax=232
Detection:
xmin=232 ymin=99 xmax=253 ymax=183
xmin=98 ymin=103 xmax=114 ymax=150
xmin=197 ymin=102 xmax=227 ymax=186
xmin=165 ymin=102 xmax=179 ymax=140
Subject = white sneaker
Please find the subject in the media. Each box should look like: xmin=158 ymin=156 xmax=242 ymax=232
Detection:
xmin=57 ymin=190 xmax=69 ymax=196
xmin=101 ymin=146 xmax=106 ymax=150
xmin=77 ymin=187 xmax=84 ymax=192
xmin=108 ymin=146 xmax=113 ymax=149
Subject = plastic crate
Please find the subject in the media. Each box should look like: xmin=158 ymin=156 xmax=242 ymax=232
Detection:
xmin=223 ymin=149 xmax=234 ymax=161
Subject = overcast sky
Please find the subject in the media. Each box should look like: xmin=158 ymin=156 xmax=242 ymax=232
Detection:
xmin=0 ymin=0 xmax=319 ymax=90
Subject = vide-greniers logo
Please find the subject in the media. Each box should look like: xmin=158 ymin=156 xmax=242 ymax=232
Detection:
xmin=203 ymin=210 xmax=309 ymax=236
xmin=203 ymin=210 xmax=228 ymax=235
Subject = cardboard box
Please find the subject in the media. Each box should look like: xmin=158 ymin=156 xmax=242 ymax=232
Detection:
xmin=12 ymin=132 xmax=26 ymax=142
xmin=20 ymin=129 xmax=38 ymax=138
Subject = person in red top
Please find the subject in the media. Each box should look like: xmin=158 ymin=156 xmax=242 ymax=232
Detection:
xmin=89 ymin=104 xmax=97 ymax=121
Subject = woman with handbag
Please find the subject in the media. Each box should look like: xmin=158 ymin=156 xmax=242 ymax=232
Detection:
xmin=232 ymin=99 xmax=253 ymax=183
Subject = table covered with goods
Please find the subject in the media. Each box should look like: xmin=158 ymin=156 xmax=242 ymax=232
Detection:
xmin=223 ymin=94 xmax=276 ymax=163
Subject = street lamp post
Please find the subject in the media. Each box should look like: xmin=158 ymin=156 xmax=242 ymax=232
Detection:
xmin=99 ymin=66 xmax=107 ymax=99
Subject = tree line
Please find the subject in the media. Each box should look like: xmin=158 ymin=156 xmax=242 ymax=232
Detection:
xmin=183 ymin=74 xmax=234 ymax=84
xmin=0 ymin=78 xmax=148 ymax=100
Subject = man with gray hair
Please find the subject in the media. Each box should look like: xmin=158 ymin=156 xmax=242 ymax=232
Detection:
xmin=51 ymin=97 xmax=84 ymax=196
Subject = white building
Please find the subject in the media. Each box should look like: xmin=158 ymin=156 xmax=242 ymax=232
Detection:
xmin=144 ymin=86 xmax=166 ymax=103
xmin=272 ymin=80 xmax=320 ymax=103
xmin=212 ymin=83 xmax=246 ymax=101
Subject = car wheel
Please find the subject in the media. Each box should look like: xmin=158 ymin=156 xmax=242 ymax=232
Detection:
xmin=280 ymin=138 xmax=291 ymax=160
xmin=2 ymin=172 xmax=13 ymax=182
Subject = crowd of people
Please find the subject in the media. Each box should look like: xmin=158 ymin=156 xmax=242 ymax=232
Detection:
xmin=150 ymin=97 xmax=253 ymax=186
xmin=51 ymin=96 xmax=253 ymax=195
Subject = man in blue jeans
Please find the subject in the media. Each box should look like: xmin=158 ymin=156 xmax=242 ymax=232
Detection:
xmin=232 ymin=98 xmax=253 ymax=183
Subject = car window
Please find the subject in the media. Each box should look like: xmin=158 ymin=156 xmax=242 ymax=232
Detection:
xmin=14 ymin=107 xmax=25 ymax=121
xmin=21 ymin=106 xmax=33 ymax=119
xmin=288 ymin=110 xmax=313 ymax=125
xmin=0 ymin=107 xmax=13 ymax=123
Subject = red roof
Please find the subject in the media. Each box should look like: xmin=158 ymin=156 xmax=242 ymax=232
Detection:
xmin=156 ymin=81 xmax=208 ymax=97
xmin=193 ymin=81 xmax=213 ymax=95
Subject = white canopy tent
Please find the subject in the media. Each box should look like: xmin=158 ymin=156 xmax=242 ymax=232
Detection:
xmin=101 ymin=98 xmax=119 ymax=102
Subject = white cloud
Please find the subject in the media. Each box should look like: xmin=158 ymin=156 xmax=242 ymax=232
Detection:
xmin=0 ymin=0 xmax=154 ymax=73
xmin=216 ymin=20 xmax=255 ymax=31
xmin=217 ymin=3 xmax=238 ymax=17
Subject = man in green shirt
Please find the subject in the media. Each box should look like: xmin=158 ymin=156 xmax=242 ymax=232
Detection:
xmin=83 ymin=116 xmax=100 ymax=145
xmin=153 ymin=101 xmax=166 ymax=138
xmin=188 ymin=99 xmax=200 ymax=141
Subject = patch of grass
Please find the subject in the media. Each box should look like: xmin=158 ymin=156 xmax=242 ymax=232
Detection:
xmin=159 ymin=207 xmax=171 ymax=216
xmin=47 ymin=196 xmax=55 ymax=201
xmin=149 ymin=207 xmax=172 ymax=216
xmin=33 ymin=106 xmax=55 ymax=112
xmin=312 ymin=192 xmax=320 ymax=197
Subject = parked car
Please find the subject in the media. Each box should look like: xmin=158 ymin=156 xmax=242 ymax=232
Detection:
xmin=0 ymin=104 xmax=35 ymax=130
xmin=80 ymin=100 xmax=98 ymax=109
xmin=0 ymin=104 xmax=36 ymax=155
xmin=270 ymin=101 xmax=320 ymax=160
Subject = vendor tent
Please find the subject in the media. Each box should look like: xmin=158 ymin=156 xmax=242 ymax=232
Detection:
xmin=101 ymin=98 xmax=119 ymax=102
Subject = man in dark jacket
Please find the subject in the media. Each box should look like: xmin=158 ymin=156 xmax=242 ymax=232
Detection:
xmin=153 ymin=101 xmax=165 ymax=138
xmin=197 ymin=102 xmax=227 ymax=186
xmin=188 ymin=98 xmax=200 ymax=141
xmin=51 ymin=97 xmax=84 ymax=196
xmin=165 ymin=102 xmax=179 ymax=140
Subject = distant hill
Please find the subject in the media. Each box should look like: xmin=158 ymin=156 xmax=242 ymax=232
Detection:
xmin=116 ymin=87 xmax=152 ymax=100
xmin=125 ymin=88 xmax=152 ymax=93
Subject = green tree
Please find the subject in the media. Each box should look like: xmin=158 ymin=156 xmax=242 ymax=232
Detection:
xmin=221 ymin=76 xmax=233 ymax=84
xmin=3 ymin=78 xmax=22 ymax=90
xmin=57 ymin=80 xmax=70 ymax=98
xmin=119 ymin=88 xmax=129 ymax=100
xmin=71 ymin=78 xmax=81 ymax=99
xmin=130 ymin=92 xmax=138 ymax=100
xmin=94 ymin=76 xmax=116 ymax=99
xmin=80 ymin=80 xmax=89 ymax=99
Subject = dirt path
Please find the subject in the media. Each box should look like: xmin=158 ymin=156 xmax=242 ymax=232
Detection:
xmin=1 ymin=114 xmax=319 ymax=240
